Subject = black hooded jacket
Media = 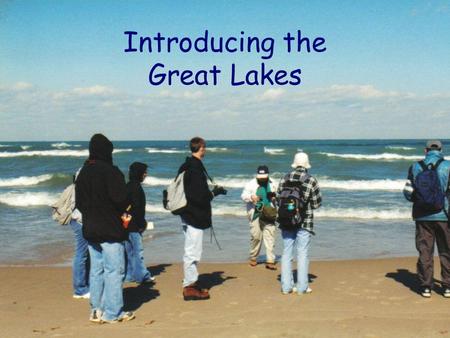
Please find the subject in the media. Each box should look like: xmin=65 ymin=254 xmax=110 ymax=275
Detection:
xmin=177 ymin=156 xmax=213 ymax=229
xmin=127 ymin=162 xmax=148 ymax=232
xmin=75 ymin=134 xmax=129 ymax=243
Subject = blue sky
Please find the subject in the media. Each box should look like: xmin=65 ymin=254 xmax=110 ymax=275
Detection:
xmin=0 ymin=0 xmax=449 ymax=140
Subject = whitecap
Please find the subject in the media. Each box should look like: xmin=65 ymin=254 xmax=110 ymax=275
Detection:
xmin=264 ymin=147 xmax=285 ymax=155
xmin=318 ymin=152 xmax=422 ymax=161
xmin=0 ymin=174 xmax=54 ymax=187
xmin=146 ymin=147 xmax=186 ymax=154
xmin=320 ymin=178 xmax=405 ymax=191
xmin=20 ymin=145 xmax=31 ymax=150
xmin=0 ymin=148 xmax=132 ymax=157
xmin=0 ymin=192 xmax=57 ymax=207
xmin=385 ymin=146 xmax=416 ymax=150
xmin=51 ymin=142 xmax=71 ymax=148
xmin=208 ymin=147 xmax=229 ymax=152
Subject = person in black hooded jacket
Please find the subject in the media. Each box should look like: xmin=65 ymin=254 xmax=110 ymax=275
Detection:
xmin=178 ymin=137 xmax=227 ymax=301
xmin=75 ymin=134 xmax=135 ymax=323
xmin=124 ymin=162 xmax=153 ymax=284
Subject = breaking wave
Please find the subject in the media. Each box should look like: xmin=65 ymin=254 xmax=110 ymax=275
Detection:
xmin=320 ymin=178 xmax=405 ymax=191
xmin=146 ymin=147 xmax=186 ymax=154
xmin=0 ymin=192 xmax=57 ymax=207
xmin=385 ymin=146 xmax=415 ymax=150
xmin=0 ymin=149 xmax=132 ymax=157
xmin=145 ymin=204 xmax=410 ymax=219
xmin=208 ymin=147 xmax=229 ymax=152
xmin=0 ymin=174 xmax=54 ymax=187
xmin=20 ymin=145 xmax=31 ymax=150
xmin=318 ymin=152 xmax=422 ymax=161
xmin=264 ymin=147 xmax=285 ymax=155
xmin=51 ymin=142 xmax=72 ymax=148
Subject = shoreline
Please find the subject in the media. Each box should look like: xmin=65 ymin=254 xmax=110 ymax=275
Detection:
xmin=1 ymin=256 xmax=449 ymax=337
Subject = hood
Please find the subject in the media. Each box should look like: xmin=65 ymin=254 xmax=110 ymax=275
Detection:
xmin=89 ymin=134 xmax=113 ymax=164
xmin=179 ymin=156 xmax=203 ymax=173
xmin=129 ymin=162 xmax=148 ymax=182
xmin=424 ymin=150 xmax=444 ymax=164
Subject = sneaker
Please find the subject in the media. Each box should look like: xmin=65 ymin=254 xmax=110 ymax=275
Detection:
xmin=282 ymin=287 xmax=297 ymax=295
xmin=443 ymin=288 xmax=450 ymax=298
xmin=183 ymin=284 xmax=210 ymax=301
xmin=421 ymin=287 xmax=431 ymax=298
xmin=73 ymin=292 xmax=90 ymax=299
xmin=102 ymin=311 xmax=136 ymax=324
xmin=89 ymin=310 xmax=103 ymax=324
xmin=139 ymin=276 xmax=156 ymax=284
xmin=249 ymin=259 xmax=257 ymax=267
xmin=303 ymin=287 xmax=312 ymax=294
xmin=265 ymin=262 xmax=277 ymax=271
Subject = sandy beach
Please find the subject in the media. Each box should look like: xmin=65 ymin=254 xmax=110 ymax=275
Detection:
xmin=0 ymin=257 xmax=449 ymax=337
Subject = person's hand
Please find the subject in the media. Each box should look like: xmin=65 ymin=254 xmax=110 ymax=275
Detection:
xmin=251 ymin=195 xmax=260 ymax=203
xmin=212 ymin=186 xmax=227 ymax=196
xmin=267 ymin=192 xmax=276 ymax=200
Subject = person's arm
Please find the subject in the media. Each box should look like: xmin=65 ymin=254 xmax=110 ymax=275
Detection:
xmin=403 ymin=165 xmax=414 ymax=202
xmin=107 ymin=167 xmax=129 ymax=212
xmin=304 ymin=176 xmax=322 ymax=209
xmin=241 ymin=180 xmax=255 ymax=202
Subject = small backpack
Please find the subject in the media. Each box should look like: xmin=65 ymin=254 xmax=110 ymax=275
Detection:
xmin=277 ymin=174 xmax=309 ymax=229
xmin=51 ymin=183 xmax=75 ymax=225
xmin=413 ymin=159 xmax=446 ymax=214
xmin=163 ymin=172 xmax=187 ymax=215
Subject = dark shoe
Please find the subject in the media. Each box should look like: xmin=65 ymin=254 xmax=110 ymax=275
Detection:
xmin=265 ymin=262 xmax=277 ymax=271
xmin=421 ymin=287 xmax=431 ymax=298
xmin=183 ymin=284 xmax=210 ymax=301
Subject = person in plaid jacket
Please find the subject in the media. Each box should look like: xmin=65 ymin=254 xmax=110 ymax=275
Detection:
xmin=277 ymin=152 xmax=322 ymax=295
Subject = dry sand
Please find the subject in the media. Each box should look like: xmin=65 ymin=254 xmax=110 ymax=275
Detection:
xmin=0 ymin=257 xmax=449 ymax=337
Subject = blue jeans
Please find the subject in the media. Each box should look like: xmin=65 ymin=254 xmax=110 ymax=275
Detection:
xmin=88 ymin=241 xmax=126 ymax=321
xmin=281 ymin=228 xmax=312 ymax=293
xmin=125 ymin=232 xmax=151 ymax=283
xmin=70 ymin=220 xmax=89 ymax=296
xmin=182 ymin=224 xmax=203 ymax=287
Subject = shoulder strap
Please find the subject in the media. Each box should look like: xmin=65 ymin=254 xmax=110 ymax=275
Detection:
xmin=418 ymin=160 xmax=427 ymax=171
xmin=435 ymin=158 xmax=444 ymax=170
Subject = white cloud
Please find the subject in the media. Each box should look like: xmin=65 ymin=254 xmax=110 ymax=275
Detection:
xmin=12 ymin=82 xmax=33 ymax=91
xmin=72 ymin=85 xmax=115 ymax=96
xmin=260 ymin=88 xmax=285 ymax=101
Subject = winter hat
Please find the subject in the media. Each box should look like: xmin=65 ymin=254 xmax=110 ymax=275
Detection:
xmin=291 ymin=152 xmax=311 ymax=169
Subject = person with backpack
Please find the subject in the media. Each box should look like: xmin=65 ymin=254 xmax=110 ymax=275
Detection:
xmin=70 ymin=169 xmax=90 ymax=299
xmin=403 ymin=140 xmax=450 ymax=298
xmin=75 ymin=134 xmax=135 ymax=323
xmin=124 ymin=162 xmax=154 ymax=284
xmin=277 ymin=152 xmax=321 ymax=295
xmin=241 ymin=165 xmax=278 ymax=270
xmin=177 ymin=137 xmax=227 ymax=301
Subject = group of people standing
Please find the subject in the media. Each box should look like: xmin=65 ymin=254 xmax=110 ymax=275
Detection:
xmin=66 ymin=134 xmax=450 ymax=324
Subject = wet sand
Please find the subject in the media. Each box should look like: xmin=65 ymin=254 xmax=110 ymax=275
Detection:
xmin=0 ymin=257 xmax=449 ymax=337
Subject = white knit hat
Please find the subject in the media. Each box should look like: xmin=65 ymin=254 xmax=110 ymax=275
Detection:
xmin=291 ymin=152 xmax=311 ymax=169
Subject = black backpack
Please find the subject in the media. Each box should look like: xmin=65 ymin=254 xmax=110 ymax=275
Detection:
xmin=413 ymin=159 xmax=446 ymax=215
xmin=277 ymin=173 xmax=309 ymax=230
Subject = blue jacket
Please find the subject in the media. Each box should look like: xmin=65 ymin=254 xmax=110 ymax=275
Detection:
xmin=403 ymin=150 xmax=450 ymax=221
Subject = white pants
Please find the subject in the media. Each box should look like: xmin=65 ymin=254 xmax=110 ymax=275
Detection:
xmin=182 ymin=224 xmax=204 ymax=287
xmin=248 ymin=211 xmax=276 ymax=263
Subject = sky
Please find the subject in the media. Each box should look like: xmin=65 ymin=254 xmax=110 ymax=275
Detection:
xmin=0 ymin=0 xmax=449 ymax=141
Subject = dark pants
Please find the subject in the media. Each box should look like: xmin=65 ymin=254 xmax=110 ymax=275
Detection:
xmin=415 ymin=221 xmax=450 ymax=288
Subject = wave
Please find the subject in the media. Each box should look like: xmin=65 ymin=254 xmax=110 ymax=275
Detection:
xmin=145 ymin=204 xmax=410 ymax=219
xmin=208 ymin=147 xmax=229 ymax=152
xmin=0 ymin=174 xmax=54 ymax=187
xmin=0 ymin=192 xmax=57 ymax=207
xmin=318 ymin=152 xmax=422 ymax=161
xmin=144 ymin=175 xmax=251 ymax=189
xmin=320 ymin=178 xmax=405 ymax=191
xmin=0 ymin=144 xmax=11 ymax=148
xmin=385 ymin=146 xmax=415 ymax=150
xmin=146 ymin=147 xmax=186 ymax=154
xmin=51 ymin=142 xmax=71 ymax=148
xmin=0 ymin=148 xmax=132 ymax=158
xmin=315 ymin=208 xmax=410 ymax=219
xmin=264 ymin=147 xmax=285 ymax=155
xmin=20 ymin=145 xmax=31 ymax=150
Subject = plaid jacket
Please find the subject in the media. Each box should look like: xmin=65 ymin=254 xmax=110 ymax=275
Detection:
xmin=277 ymin=167 xmax=322 ymax=232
